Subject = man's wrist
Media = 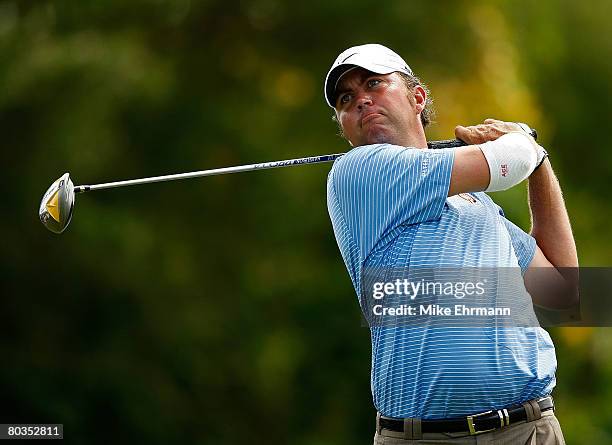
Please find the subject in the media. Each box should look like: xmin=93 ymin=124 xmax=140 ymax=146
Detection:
xmin=533 ymin=148 xmax=549 ymax=171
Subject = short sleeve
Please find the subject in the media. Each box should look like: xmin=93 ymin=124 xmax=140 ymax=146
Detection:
xmin=327 ymin=144 xmax=454 ymax=264
xmin=500 ymin=215 xmax=537 ymax=273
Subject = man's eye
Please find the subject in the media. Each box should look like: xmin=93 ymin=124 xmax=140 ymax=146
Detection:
xmin=339 ymin=94 xmax=352 ymax=104
xmin=367 ymin=79 xmax=381 ymax=88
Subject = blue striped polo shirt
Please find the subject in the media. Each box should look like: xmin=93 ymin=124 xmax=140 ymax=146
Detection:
xmin=326 ymin=143 xmax=557 ymax=419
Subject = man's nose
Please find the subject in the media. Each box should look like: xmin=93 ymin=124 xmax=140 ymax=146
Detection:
xmin=356 ymin=93 xmax=373 ymax=109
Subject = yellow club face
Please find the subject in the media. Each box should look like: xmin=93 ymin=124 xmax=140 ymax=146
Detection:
xmin=45 ymin=189 xmax=60 ymax=222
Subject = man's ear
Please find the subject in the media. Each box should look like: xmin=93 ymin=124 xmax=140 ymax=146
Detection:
xmin=413 ymin=85 xmax=427 ymax=114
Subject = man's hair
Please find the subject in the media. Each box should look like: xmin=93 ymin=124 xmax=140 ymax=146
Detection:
xmin=332 ymin=72 xmax=435 ymax=139
xmin=399 ymin=72 xmax=434 ymax=128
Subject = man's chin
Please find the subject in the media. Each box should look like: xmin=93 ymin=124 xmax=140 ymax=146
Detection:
xmin=364 ymin=131 xmax=396 ymax=146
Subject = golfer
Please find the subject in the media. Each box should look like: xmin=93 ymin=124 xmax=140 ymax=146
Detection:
xmin=325 ymin=44 xmax=578 ymax=444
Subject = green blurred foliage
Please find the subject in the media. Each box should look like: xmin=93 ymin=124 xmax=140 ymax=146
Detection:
xmin=1 ymin=0 xmax=611 ymax=443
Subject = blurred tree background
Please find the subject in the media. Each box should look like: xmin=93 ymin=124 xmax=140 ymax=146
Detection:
xmin=2 ymin=0 xmax=612 ymax=443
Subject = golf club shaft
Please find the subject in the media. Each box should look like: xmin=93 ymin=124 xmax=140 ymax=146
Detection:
xmin=73 ymin=131 xmax=537 ymax=194
xmin=74 ymin=153 xmax=344 ymax=193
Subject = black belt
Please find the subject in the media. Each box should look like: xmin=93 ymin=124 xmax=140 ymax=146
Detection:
xmin=379 ymin=396 xmax=554 ymax=436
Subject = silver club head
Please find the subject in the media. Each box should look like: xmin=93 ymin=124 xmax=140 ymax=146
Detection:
xmin=39 ymin=172 xmax=75 ymax=234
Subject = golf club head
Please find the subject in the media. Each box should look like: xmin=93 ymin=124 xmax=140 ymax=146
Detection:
xmin=39 ymin=173 xmax=75 ymax=234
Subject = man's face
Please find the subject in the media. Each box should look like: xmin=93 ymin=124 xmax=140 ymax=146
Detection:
xmin=334 ymin=68 xmax=425 ymax=147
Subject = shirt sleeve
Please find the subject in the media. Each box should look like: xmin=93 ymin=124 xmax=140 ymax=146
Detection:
xmin=496 ymin=207 xmax=537 ymax=273
xmin=327 ymin=144 xmax=454 ymax=264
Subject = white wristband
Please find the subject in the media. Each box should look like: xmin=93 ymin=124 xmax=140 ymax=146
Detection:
xmin=479 ymin=132 xmax=538 ymax=192
xmin=515 ymin=124 xmax=548 ymax=166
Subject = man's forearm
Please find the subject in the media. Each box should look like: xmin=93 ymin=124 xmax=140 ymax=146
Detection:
xmin=528 ymin=159 xmax=579 ymax=270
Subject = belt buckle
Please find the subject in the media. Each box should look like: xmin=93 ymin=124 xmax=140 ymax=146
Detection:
xmin=467 ymin=410 xmax=495 ymax=435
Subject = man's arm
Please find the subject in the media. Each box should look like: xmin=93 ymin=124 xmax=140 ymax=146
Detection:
xmin=448 ymin=146 xmax=490 ymax=196
xmin=523 ymin=159 xmax=579 ymax=308
xmin=448 ymin=119 xmax=542 ymax=196
xmin=450 ymin=118 xmax=578 ymax=308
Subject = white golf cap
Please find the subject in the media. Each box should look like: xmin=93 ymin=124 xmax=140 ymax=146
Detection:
xmin=324 ymin=43 xmax=413 ymax=108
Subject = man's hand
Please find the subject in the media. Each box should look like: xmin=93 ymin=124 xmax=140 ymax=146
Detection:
xmin=455 ymin=118 xmax=547 ymax=169
xmin=454 ymin=118 xmax=528 ymax=144
xmin=447 ymin=118 xmax=545 ymax=196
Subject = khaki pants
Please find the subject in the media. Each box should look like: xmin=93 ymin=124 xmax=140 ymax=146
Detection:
xmin=374 ymin=409 xmax=566 ymax=444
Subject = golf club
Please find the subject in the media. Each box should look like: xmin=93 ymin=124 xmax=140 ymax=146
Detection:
xmin=39 ymin=126 xmax=537 ymax=234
